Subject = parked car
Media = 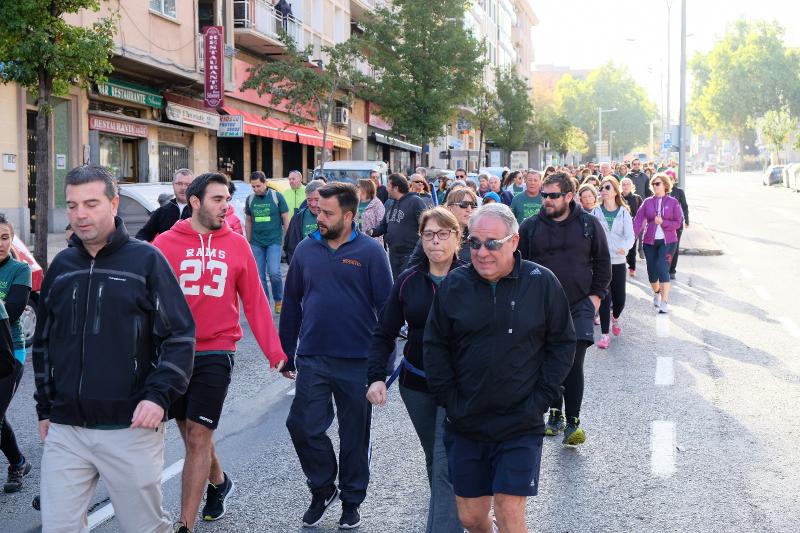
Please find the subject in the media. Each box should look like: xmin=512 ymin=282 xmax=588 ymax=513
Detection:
xmin=479 ymin=166 xmax=510 ymax=178
xmin=762 ymin=165 xmax=785 ymax=186
xmin=704 ymin=164 xmax=718 ymax=173
xmin=314 ymin=160 xmax=389 ymax=187
xmin=10 ymin=236 xmax=43 ymax=347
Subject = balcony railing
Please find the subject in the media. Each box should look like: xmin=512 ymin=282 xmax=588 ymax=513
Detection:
xmin=234 ymin=0 xmax=303 ymax=48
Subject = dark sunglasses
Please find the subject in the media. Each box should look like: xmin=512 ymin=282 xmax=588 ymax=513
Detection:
xmin=652 ymin=182 xmax=663 ymax=187
xmin=412 ymin=180 xmax=425 ymax=184
xmin=468 ymin=234 xmax=514 ymax=251
xmin=601 ymin=184 xmax=614 ymax=191
xmin=540 ymin=191 xmax=568 ymax=199
xmin=448 ymin=201 xmax=477 ymax=209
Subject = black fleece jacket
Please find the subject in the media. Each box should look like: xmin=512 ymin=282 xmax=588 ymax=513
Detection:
xmin=135 ymin=199 xmax=191 ymax=242
xmin=33 ymin=218 xmax=196 ymax=426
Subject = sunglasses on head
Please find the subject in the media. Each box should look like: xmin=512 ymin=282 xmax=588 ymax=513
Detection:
xmin=468 ymin=234 xmax=514 ymax=251
xmin=540 ymin=191 xmax=568 ymax=199
xmin=448 ymin=201 xmax=477 ymax=209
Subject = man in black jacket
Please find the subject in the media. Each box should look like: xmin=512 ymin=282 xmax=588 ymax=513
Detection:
xmin=424 ymin=203 xmax=575 ymax=533
xmin=518 ymin=172 xmax=611 ymax=448
xmin=135 ymin=168 xmax=194 ymax=242
xmin=33 ymin=165 xmax=196 ymax=533
xmin=368 ymin=173 xmax=427 ymax=278
xmin=625 ymin=158 xmax=652 ymax=198
xmin=283 ymin=179 xmax=325 ymax=264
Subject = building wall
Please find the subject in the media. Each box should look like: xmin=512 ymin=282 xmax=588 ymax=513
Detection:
xmin=0 ymin=84 xmax=24 ymax=233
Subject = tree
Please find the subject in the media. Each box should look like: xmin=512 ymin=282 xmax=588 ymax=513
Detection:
xmin=488 ymin=67 xmax=533 ymax=163
xmin=470 ymin=81 xmax=497 ymax=169
xmin=688 ymin=20 xmax=800 ymax=161
xmin=357 ymin=0 xmax=484 ymax=147
xmin=555 ymin=63 xmax=656 ymax=159
xmin=752 ymin=106 xmax=796 ymax=164
xmin=0 ymin=1 xmax=115 ymax=269
xmin=241 ymin=33 xmax=366 ymax=172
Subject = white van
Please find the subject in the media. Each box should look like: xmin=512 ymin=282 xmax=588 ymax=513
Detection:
xmin=479 ymin=166 xmax=510 ymax=178
xmin=314 ymin=160 xmax=389 ymax=187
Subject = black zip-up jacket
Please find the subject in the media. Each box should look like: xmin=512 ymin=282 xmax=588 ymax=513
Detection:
xmin=670 ymin=186 xmax=689 ymax=226
xmin=623 ymin=192 xmax=643 ymax=219
xmin=135 ymin=198 xmax=192 ymax=242
xmin=368 ymin=255 xmax=466 ymax=393
xmin=424 ymin=253 xmax=576 ymax=441
xmin=370 ymin=193 xmax=427 ymax=255
xmin=517 ymin=202 xmax=611 ymax=306
xmin=283 ymin=207 xmax=311 ymax=264
xmin=625 ymin=170 xmax=652 ymax=198
xmin=33 ymin=218 xmax=196 ymax=426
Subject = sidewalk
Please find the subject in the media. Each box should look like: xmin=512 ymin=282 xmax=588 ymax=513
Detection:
xmin=680 ymin=222 xmax=723 ymax=256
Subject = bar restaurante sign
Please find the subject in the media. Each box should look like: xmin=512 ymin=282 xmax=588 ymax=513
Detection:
xmin=204 ymin=26 xmax=224 ymax=108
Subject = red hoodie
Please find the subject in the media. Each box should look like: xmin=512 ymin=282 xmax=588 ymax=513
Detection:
xmin=153 ymin=219 xmax=287 ymax=367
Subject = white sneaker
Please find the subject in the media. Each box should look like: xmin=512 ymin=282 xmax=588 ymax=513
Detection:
xmin=659 ymin=301 xmax=669 ymax=314
xmin=653 ymin=291 xmax=662 ymax=308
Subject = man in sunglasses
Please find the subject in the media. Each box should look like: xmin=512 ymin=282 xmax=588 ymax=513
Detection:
xmin=424 ymin=203 xmax=575 ymax=533
xmin=510 ymin=170 xmax=543 ymax=225
xmin=518 ymin=172 xmax=611 ymax=448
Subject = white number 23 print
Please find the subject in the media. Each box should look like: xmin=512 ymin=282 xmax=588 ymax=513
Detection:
xmin=179 ymin=259 xmax=228 ymax=297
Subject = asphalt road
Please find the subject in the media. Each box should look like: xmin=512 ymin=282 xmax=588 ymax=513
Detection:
xmin=2 ymin=171 xmax=799 ymax=532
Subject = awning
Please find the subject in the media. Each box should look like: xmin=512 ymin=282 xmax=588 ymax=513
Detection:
xmin=221 ymin=106 xmax=296 ymax=142
xmin=283 ymin=123 xmax=334 ymax=149
xmin=325 ymin=131 xmax=352 ymax=149
xmin=374 ymin=133 xmax=422 ymax=153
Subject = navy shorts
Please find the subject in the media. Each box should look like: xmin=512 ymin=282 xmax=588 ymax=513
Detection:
xmin=443 ymin=430 xmax=544 ymax=498
xmin=571 ymin=297 xmax=596 ymax=345
xmin=169 ymin=352 xmax=234 ymax=430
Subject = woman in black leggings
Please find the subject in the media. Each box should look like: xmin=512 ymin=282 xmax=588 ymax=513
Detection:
xmin=620 ymin=177 xmax=643 ymax=277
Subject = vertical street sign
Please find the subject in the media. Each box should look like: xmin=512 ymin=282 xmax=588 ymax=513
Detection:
xmin=204 ymin=26 xmax=224 ymax=108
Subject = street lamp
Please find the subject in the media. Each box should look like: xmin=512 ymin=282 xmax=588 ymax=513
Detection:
xmin=597 ymin=107 xmax=617 ymax=161
xmin=609 ymin=131 xmax=616 ymax=161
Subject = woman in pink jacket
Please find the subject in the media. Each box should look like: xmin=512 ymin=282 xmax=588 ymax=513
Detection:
xmin=633 ymin=173 xmax=684 ymax=314
xmin=358 ymin=179 xmax=385 ymax=246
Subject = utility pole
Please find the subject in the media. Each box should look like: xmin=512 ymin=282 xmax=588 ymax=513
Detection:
xmin=678 ymin=0 xmax=687 ymax=187
xmin=597 ymin=107 xmax=617 ymax=161
xmin=666 ymin=0 xmax=672 ymax=137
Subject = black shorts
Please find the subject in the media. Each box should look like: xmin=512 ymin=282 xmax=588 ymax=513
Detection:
xmin=169 ymin=352 xmax=234 ymax=430
xmin=571 ymin=297 xmax=596 ymax=345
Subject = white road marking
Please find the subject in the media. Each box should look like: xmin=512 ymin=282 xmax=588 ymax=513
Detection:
xmin=287 ymin=387 xmax=296 ymax=396
xmin=88 ymin=459 xmax=185 ymax=529
xmin=752 ymin=285 xmax=773 ymax=302
xmin=739 ymin=268 xmax=753 ymax=279
xmin=655 ymin=357 xmax=674 ymax=386
xmin=779 ymin=317 xmax=800 ymax=339
xmin=655 ymin=314 xmax=670 ymax=338
xmin=651 ymin=421 xmax=677 ymax=477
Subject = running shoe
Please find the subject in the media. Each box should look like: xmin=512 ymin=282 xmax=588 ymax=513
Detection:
xmin=597 ymin=334 xmax=610 ymax=349
xmin=659 ymin=301 xmax=669 ymax=314
xmin=653 ymin=291 xmax=662 ymax=308
xmin=611 ymin=317 xmax=622 ymax=336
xmin=303 ymin=485 xmax=339 ymax=527
xmin=4 ymin=456 xmax=31 ymax=493
xmin=174 ymin=522 xmax=192 ymax=533
xmin=339 ymin=504 xmax=362 ymax=529
xmin=202 ymin=472 xmax=235 ymax=521
xmin=562 ymin=417 xmax=586 ymax=447
xmin=544 ymin=408 xmax=565 ymax=436
xmin=275 ymin=300 xmax=283 ymax=314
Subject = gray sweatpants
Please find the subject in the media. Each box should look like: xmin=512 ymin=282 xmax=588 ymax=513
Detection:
xmin=41 ymin=423 xmax=172 ymax=533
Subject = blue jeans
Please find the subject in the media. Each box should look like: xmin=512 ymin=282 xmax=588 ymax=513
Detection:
xmin=399 ymin=385 xmax=463 ymax=533
xmin=643 ymin=239 xmax=677 ymax=284
xmin=251 ymin=243 xmax=283 ymax=302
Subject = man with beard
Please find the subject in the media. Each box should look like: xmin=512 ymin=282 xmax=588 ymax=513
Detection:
xmin=154 ymin=173 xmax=288 ymax=532
xmin=280 ymin=182 xmax=393 ymax=530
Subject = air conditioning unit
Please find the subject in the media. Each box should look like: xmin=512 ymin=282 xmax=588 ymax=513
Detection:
xmin=333 ymin=107 xmax=349 ymax=125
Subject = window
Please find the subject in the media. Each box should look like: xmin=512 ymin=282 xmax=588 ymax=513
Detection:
xmin=159 ymin=144 xmax=189 ymax=182
xmin=150 ymin=0 xmax=177 ymax=19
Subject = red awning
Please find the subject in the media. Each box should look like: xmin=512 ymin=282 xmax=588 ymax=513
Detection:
xmin=283 ymin=123 xmax=334 ymax=149
xmin=221 ymin=106 xmax=296 ymax=142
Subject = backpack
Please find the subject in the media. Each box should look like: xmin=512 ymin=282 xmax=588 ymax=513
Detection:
xmin=523 ymin=211 xmax=596 ymax=242
xmin=246 ymin=189 xmax=279 ymax=215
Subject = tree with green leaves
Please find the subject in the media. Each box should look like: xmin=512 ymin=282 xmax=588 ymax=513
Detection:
xmin=470 ymin=81 xmax=498 ymax=169
xmin=752 ymin=106 xmax=796 ymax=165
xmin=555 ymin=63 xmax=656 ymax=159
xmin=488 ymin=67 xmax=533 ymax=164
xmin=357 ymin=0 xmax=484 ymax=147
xmin=241 ymin=33 xmax=366 ymax=172
xmin=0 ymin=0 xmax=115 ymax=268
xmin=688 ymin=20 xmax=800 ymax=162
xmin=529 ymin=107 xmax=571 ymax=158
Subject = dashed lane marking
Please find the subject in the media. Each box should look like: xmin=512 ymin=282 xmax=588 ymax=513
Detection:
xmin=656 ymin=314 xmax=671 ymax=338
xmin=655 ymin=357 xmax=674 ymax=386
xmin=88 ymin=459 xmax=185 ymax=530
xmin=651 ymin=421 xmax=676 ymax=477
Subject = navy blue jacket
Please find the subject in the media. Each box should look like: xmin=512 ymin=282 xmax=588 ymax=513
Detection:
xmin=279 ymin=226 xmax=393 ymax=371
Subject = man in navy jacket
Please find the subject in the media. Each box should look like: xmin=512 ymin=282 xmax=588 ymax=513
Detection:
xmin=280 ymin=182 xmax=393 ymax=530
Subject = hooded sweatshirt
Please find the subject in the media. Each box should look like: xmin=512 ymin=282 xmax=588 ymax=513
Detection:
xmin=154 ymin=219 xmax=286 ymax=367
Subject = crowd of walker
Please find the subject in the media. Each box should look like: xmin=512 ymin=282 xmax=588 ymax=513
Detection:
xmin=0 ymin=157 xmax=688 ymax=532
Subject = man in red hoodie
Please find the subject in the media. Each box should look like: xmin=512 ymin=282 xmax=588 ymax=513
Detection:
xmin=154 ymin=173 xmax=288 ymax=533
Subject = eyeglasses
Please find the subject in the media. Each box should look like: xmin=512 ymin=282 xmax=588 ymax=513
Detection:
xmin=601 ymin=184 xmax=614 ymax=191
xmin=540 ymin=191 xmax=568 ymax=199
xmin=412 ymin=180 xmax=425 ymax=185
xmin=421 ymin=229 xmax=455 ymax=241
xmin=448 ymin=201 xmax=477 ymax=209
xmin=652 ymin=182 xmax=663 ymax=187
xmin=468 ymin=234 xmax=515 ymax=251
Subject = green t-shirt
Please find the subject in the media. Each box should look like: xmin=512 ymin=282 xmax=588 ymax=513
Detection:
xmin=301 ymin=208 xmax=318 ymax=237
xmin=511 ymin=184 xmax=525 ymax=195
xmin=429 ymin=274 xmax=446 ymax=286
xmin=246 ymin=192 xmax=289 ymax=247
xmin=510 ymin=193 xmax=542 ymax=224
xmin=600 ymin=205 xmax=619 ymax=230
xmin=357 ymin=201 xmax=370 ymax=221
xmin=0 ymin=257 xmax=32 ymax=354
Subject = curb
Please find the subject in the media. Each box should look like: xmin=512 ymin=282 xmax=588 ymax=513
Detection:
xmin=679 ymin=247 xmax=724 ymax=256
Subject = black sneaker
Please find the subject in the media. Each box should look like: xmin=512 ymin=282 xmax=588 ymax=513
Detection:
xmin=339 ymin=504 xmax=361 ymax=530
xmin=4 ymin=457 xmax=32 ymax=493
xmin=202 ymin=472 xmax=235 ymax=521
xmin=303 ymin=485 xmax=339 ymax=527
xmin=173 ymin=522 xmax=192 ymax=533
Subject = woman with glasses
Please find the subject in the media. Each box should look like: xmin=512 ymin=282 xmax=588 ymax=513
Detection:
xmin=357 ymin=179 xmax=385 ymax=246
xmin=367 ymin=207 xmax=466 ymax=533
xmin=633 ymin=173 xmax=684 ymax=314
xmin=594 ymin=178 xmax=635 ymax=349
xmin=411 ymin=175 xmax=435 ymax=208
xmin=406 ymin=188 xmax=477 ymax=269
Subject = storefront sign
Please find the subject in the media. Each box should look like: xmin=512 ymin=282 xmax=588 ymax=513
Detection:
xmin=166 ymin=103 xmax=220 ymax=130
xmin=218 ymin=115 xmax=243 ymax=137
xmin=204 ymin=26 xmax=224 ymax=108
xmin=96 ymin=80 xmax=163 ymax=108
xmin=89 ymin=116 xmax=148 ymax=138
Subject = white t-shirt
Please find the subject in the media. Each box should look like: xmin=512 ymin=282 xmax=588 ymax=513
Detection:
xmin=177 ymin=202 xmax=187 ymax=215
